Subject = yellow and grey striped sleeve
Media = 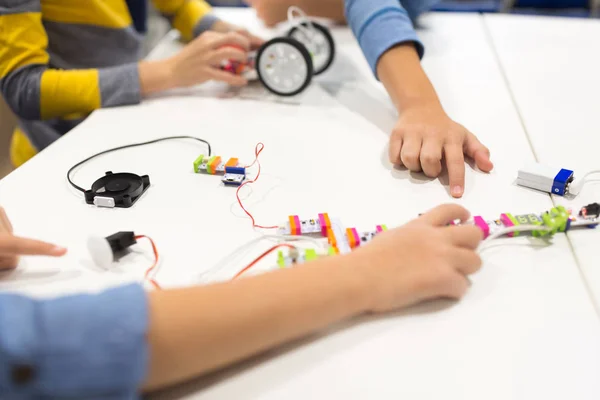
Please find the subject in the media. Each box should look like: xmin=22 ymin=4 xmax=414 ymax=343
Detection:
xmin=152 ymin=0 xmax=216 ymax=41
xmin=0 ymin=0 xmax=141 ymax=121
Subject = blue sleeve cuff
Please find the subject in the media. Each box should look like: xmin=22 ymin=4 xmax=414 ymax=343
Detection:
xmin=0 ymin=284 xmax=149 ymax=398
xmin=345 ymin=0 xmax=425 ymax=77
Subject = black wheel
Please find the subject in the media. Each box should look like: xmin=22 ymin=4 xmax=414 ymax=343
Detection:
xmin=256 ymin=37 xmax=313 ymax=97
xmin=287 ymin=21 xmax=335 ymax=75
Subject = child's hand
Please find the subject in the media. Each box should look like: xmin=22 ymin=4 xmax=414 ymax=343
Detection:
xmin=168 ymin=31 xmax=251 ymax=88
xmin=351 ymin=204 xmax=483 ymax=313
xmin=0 ymin=207 xmax=67 ymax=270
xmin=211 ymin=20 xmax=265 ymax=50
xmin=390 ymin=104 xmax=493 ymax=198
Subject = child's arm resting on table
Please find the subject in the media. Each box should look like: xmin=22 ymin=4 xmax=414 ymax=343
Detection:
xmin=0 ymin=204 xmax=482 ymax=396
xmin=144 ymin=204 xmax=483 ymax=390
xmin=345 ymin=0 xmax=493 ymax=198
xmin=0 ymin=285 xmax=149 ymax=398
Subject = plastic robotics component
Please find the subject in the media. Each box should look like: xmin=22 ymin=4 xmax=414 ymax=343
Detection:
xmin=517 ymin=162 xmax=574 ymax=196
xmin=193 ymin=155 xmax=246 ymax=187
xmin=277 ymin=213 xmax=387 ymax=258
xmin=222 ymin=167 xmax=246 ymax=187
xmin=255 ymin=37 xmax=314 ymax=97
xmin=256 ymin=8 xmax=335 ymax=96
xmin=84 ymin=171 xmax=150 ymax=208
xmin=468 ymin=204 xmax=599 ymax=239
xmin=220 ymin=7 xmax=335 ymax=97
xmin=286 ymin=10 xmax=335 ymax=75
xmin=274 ymin=203 xmax=599 ymax=269
xmin=580 ymin=203 xmax=600 ymax=219
xmin=88 ymin=231 xmax=137 ymax=269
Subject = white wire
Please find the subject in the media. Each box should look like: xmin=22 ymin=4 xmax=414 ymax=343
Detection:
xmin=198 ymin=234 xmax=327 ymax=281
xmin=568 ymin=170 xmax=600 ymax=196
xmin=483 ymin=224 xmax=553 ymax=242
xmin=287 ymin=6 xmax=316 ymax=41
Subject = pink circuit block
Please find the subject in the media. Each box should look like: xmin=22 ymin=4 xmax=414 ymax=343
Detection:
xmin=376 ymin=225 xmax=383 ymax=233
xmin=473 ymin=216 xmax=490 ymax=239
xmin=318 ymin=213 xmax=327 ymax=236
xmin=500 ymin=213 xmax=515 ymax=237
xmin=351 ymin=228 xmax=360 ymax=247
xmin=293 ymin=215 xmax=301 ymax=235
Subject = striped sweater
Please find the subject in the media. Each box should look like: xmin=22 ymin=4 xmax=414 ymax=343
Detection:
xmin=0 ymin=0 xmax=217 ymax=153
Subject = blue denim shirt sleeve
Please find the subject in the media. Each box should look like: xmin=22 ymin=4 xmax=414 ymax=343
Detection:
xmin=344 ymin=0 xmax=437 ymax=76
xmin=0 ymin=283 xmax=148 ymax=399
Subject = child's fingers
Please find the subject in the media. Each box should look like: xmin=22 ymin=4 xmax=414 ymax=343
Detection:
xmin=0 ymin=207 xmax=13 ymax=234
xmin=388 ymin=137 xmax=403 ymax=166
xmin=464 ymin=132 xmax=493 ymax=173
xmin=207 ymin=69 xmax=248 ymax=86
xmin=0 ymin=255 xmax=19 ymax=270
xmin=439 ymin=272 xmax=471 ymax=299
xmin=0 ymin=234 xmax=67 ymax=256
xmin=420 ymin=139 xmax=443 ymax=178
xmin=234 ymin=28 xmax=265 ymax=49
xmin=418 ymin=204 xmax=470 ymax=227
xmin=210 ymin=32 xmax=250 ymax=51
xmin=249 ymin=34 xmax=265 ymax=50
xmin=209 ymin=48 xmax=248 ymax=65
xmin=449 ymin=248 xmax=482 ymax=276
xmin=400 ymin=135 xmax=423 ymax=172
xmin=444 ymin=143 xmax=466 ymax=198
xmin=444 ymin=225 xmax=483 ymax=250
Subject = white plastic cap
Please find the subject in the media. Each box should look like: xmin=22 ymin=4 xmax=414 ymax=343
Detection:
xmin=87 ymin=236 xmax=114 ymax=269
xmin=568 ymin=179 xmax=584 ymax=196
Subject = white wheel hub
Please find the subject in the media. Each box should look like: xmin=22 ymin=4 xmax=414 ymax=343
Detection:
xmin=289 ymin=29 xmax=331 ymax=73
xmin=258 ymin=42 xmax=308 ymax=94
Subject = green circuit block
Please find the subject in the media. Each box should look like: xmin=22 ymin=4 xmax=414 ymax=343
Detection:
xmin=193 ymin=155 xmax=204 ymax=173
xmin=542 ymin=206 xmax=570 ymax=235
xmin=277 ymin=251 xmax=285 ymax=268
xmin=305 ymin=248 xmax=318 ymax=261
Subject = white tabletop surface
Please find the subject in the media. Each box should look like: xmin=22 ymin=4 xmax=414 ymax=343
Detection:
xmin=485 ymin=14 xmax=600 ymax=310
xmin=1 ymin=9 xmax=600 ymax=399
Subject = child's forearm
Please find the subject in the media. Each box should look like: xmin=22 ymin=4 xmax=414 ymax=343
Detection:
xmin=376 ymin=43 xmax=444 ymax=113
xmin=143 ymin=254 xmax=370 ymax=391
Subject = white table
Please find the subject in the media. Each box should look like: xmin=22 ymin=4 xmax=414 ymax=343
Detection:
xmin=1 ymin=10 xmax=599 ymax=400
xmin=485 ymin=14 xmax=600 ymax=311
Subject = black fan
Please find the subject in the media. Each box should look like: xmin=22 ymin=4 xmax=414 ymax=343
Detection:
xmin=84 ymin=171 xmax=150 ymax=208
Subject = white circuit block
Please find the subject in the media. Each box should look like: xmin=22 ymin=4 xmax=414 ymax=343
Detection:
xmin=517 ymin=162 xmax=574 ymax=196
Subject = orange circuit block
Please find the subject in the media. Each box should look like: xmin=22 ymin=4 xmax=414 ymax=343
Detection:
xmin=346 ymin=228 xmax=355 ymax=248
xmin=319 ymin=213 xmax=331 ymax=236
xmin=225 ymin=158 xmax=239 ymax=168
xmin=208 ymin=156 xmax=221 ymax=175
xmin=326 ymin=227 xmax=336 ymax=246
xmin=289 ymin=216 xmax=298 ymax=235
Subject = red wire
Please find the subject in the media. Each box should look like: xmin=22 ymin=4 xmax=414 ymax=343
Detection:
xmin=232 ymin=244 xmax=296 ymax=279
xmin=135 ymin=235 xmax=162 ymax=290
xmin=237 ymin=142 xmax=278 ymax=229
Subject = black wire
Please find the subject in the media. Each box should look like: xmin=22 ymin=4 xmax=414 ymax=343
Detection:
xmin=67 ymin=136 xmax=212 ymax=193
